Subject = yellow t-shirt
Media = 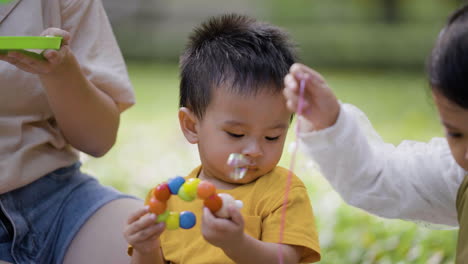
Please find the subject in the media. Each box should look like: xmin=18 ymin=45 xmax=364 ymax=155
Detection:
xmin=456 ymin=174 xmax=468 ymax=263
xmin=160 ymin=166 xmax=320 ymax=263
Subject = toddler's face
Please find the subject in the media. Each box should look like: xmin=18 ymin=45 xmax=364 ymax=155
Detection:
xmin=433 ymin=91 xmax=468 ymax=171
xmin=196 ymin=87 xmax=291 ymax=185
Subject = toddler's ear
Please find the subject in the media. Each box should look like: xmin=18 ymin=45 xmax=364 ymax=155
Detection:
xmin=178 ymin=107 xmax=199 ymax=144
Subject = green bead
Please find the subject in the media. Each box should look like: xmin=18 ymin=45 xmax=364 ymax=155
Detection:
xmin=178 ymin=185 xmax=196 ymax=202
xmin=166 ymin=212 xmax=180 ymax=230
xmin=183 ymin=178 xmax=201 ymax=197
xmin=156 ymin=210 xmax=170 ymax=223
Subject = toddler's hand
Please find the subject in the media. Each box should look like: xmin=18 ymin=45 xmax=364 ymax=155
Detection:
xmin=0 ymin=28 xmax=73 ymax=75
xmin=201 ymin=206 xmax=245 ymax=250
xmin=283 ymin=63 xmax=340 ymax=131
xmin=123 ymin=207 xmax=165 ymax=256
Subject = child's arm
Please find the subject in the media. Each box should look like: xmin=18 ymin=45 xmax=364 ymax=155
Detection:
xmin=283 ymin=63 xmax=463 ymax=226
xmin=283 ymin=63 xmax=340 ymax=132
xmin=202 ymin=207 xmax=302 ymax=264
xmin=0 ymin=28 xmax=121 ymax=157
xmin=123 ymin=207 xmax=167 ymax=264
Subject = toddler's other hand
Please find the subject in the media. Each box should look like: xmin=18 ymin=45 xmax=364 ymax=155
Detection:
xmin=201 ymin=206 xmax=245 ymax=250
xmin=0 ymin=28 xmax=72 ymax=75
xmin=283 ymin=63 xmax=340 ymax=132
xmin=123 ymin=207 xmax=165 ymax=256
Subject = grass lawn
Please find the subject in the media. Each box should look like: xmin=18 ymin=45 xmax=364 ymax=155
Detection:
xmin=82 ymin=62 xmax=456 ymax=264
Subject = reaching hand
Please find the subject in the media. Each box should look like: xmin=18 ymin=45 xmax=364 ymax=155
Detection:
xmin=283 ymin=63 xmax=340 ymax=131
xmin=123 ymin=207 xmax=166 ymax=256
xmin=201 ymin=206 xmax=245 ymax=250
xmin=0 ymin=28 xmax=73 ymax=75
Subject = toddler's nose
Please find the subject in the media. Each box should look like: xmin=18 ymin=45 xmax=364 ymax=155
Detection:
xmin=242 ymin=140 xmax=263 ymax=158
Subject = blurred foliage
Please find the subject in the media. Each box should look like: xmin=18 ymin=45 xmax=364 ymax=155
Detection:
xmin=83 ymin=62 xmax=457 ymax=263
xmin=267 ymin=0 xmax=459 ymax=23
xmin=266 ymin=0 xmax=460 ymax=69
xmin=107 ymin=0 xmax=463 ymax=69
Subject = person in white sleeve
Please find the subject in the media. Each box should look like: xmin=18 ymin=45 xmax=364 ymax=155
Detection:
xmin=283 ymin=4 xmax=468 ymax=264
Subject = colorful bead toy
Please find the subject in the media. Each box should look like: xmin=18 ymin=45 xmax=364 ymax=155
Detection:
xmin=147 ymin=176 xmax=243 ymax=230
xmin=227 ymin=153 xmax=250 ymax=180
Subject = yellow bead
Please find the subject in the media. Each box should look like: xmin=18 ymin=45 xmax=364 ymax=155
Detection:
xmin=183 ymin=178 xmax=201 ymax=197
xmin=178 ymin=186 xmax=195 ymax=202
xmin=156 ymin=210 xmax=170 ymax=223
xmin=166 ymin=212 xmax=180 ymax=230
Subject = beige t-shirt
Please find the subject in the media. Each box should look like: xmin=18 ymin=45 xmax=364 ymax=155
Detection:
xmin=0 ymin=0 xmax=135 ymax=194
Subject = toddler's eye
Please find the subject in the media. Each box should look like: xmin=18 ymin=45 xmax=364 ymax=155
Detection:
xmin=447 ymin=132 xmax=463 ymax=139
xmin=265 ymin=136 xmax=280 ymax=141
xmin=227 ymin=132 xmax=244 ymax=138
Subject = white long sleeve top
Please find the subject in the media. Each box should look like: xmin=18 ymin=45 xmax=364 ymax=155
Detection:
xmin=300 ymin=104 xmax=467 ymax=227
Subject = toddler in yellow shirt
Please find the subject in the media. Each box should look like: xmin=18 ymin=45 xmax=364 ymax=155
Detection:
xmin=124 ymin=14 xmax=321 ymax=264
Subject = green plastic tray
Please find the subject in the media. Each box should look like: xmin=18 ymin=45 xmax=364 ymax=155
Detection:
xmin=0 ymin=36 xmax=62 ymax=59
xmin=0 ymin=36 xmax=62 ymax=50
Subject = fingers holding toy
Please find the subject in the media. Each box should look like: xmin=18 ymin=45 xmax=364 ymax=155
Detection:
xmin=0 ymin=28 xmax=72 ymax=75
xmin=40 ymin=28 xmax=71 ymax=45
xmin=283 ymin=63 xmax=340 ymax=131
xmin=201 ymin=206 xmax=245 ymax=249
xmin=0 ymin=53 xmax=26 ymax=71
xmin=124 ymin=208 xmax=165 ymax=255
xmin=227 ymin=204 xmax=245 ymax=226
xmin=126 ymin=206 xmax=150 ymax=225
xmin=0 ymin=51 xmax=50 ymax=74
xmin=41 ymin=28 xmax=71 ymax=66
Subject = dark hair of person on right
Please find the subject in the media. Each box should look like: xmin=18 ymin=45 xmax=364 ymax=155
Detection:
xmin=428 ymin=4 xmax=468 ymax=109
xmin=179 ymin=13 xmax=297 ymax=120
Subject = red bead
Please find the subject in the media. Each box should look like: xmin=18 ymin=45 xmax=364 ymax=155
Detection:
xmin=154 ymin=183 xmax=171 ymax=201
xmin=204 ymin=194 xmax=222 ymax=213
xmin=197 ymin=181 xmax=216 ymax=200
xmin=148 ymin=197 xmax=167 ymax=215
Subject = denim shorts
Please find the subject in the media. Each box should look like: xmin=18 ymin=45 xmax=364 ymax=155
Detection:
xmin=0 ymin=162 xmax=135 ymax=263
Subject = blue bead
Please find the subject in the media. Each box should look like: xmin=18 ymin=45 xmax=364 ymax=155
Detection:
xmin=179 ymin=211 xmax=196 ymax=229
xmin=168 ymin=176 xmax=185 ymax=194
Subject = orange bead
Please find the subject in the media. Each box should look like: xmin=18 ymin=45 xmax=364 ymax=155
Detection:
xmin=197 ymin=181 xmax=216 ymax=200
xmin=154 ymin=183 xmax=171 ymax=201
xmin=148 ymin=197 xmax=167 ymax=215
xmin=204 ymin=194 xmax=222 ymax=213
xmin=145 ymin=188 xmax=155 ymax=204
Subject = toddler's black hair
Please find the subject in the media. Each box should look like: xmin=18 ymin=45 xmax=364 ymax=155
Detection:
xmin=179 ymin=14 xmax=297 ymax=119
xmin=429 ymin=5 xmax=468 ymax=108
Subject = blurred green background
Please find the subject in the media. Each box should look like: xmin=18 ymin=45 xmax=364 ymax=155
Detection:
xmin=86 ymin=1 xmax=467 ymax=263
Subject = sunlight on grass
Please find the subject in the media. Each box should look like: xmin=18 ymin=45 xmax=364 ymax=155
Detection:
xmin=82 ymin=62 xmax=456 ymax=263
